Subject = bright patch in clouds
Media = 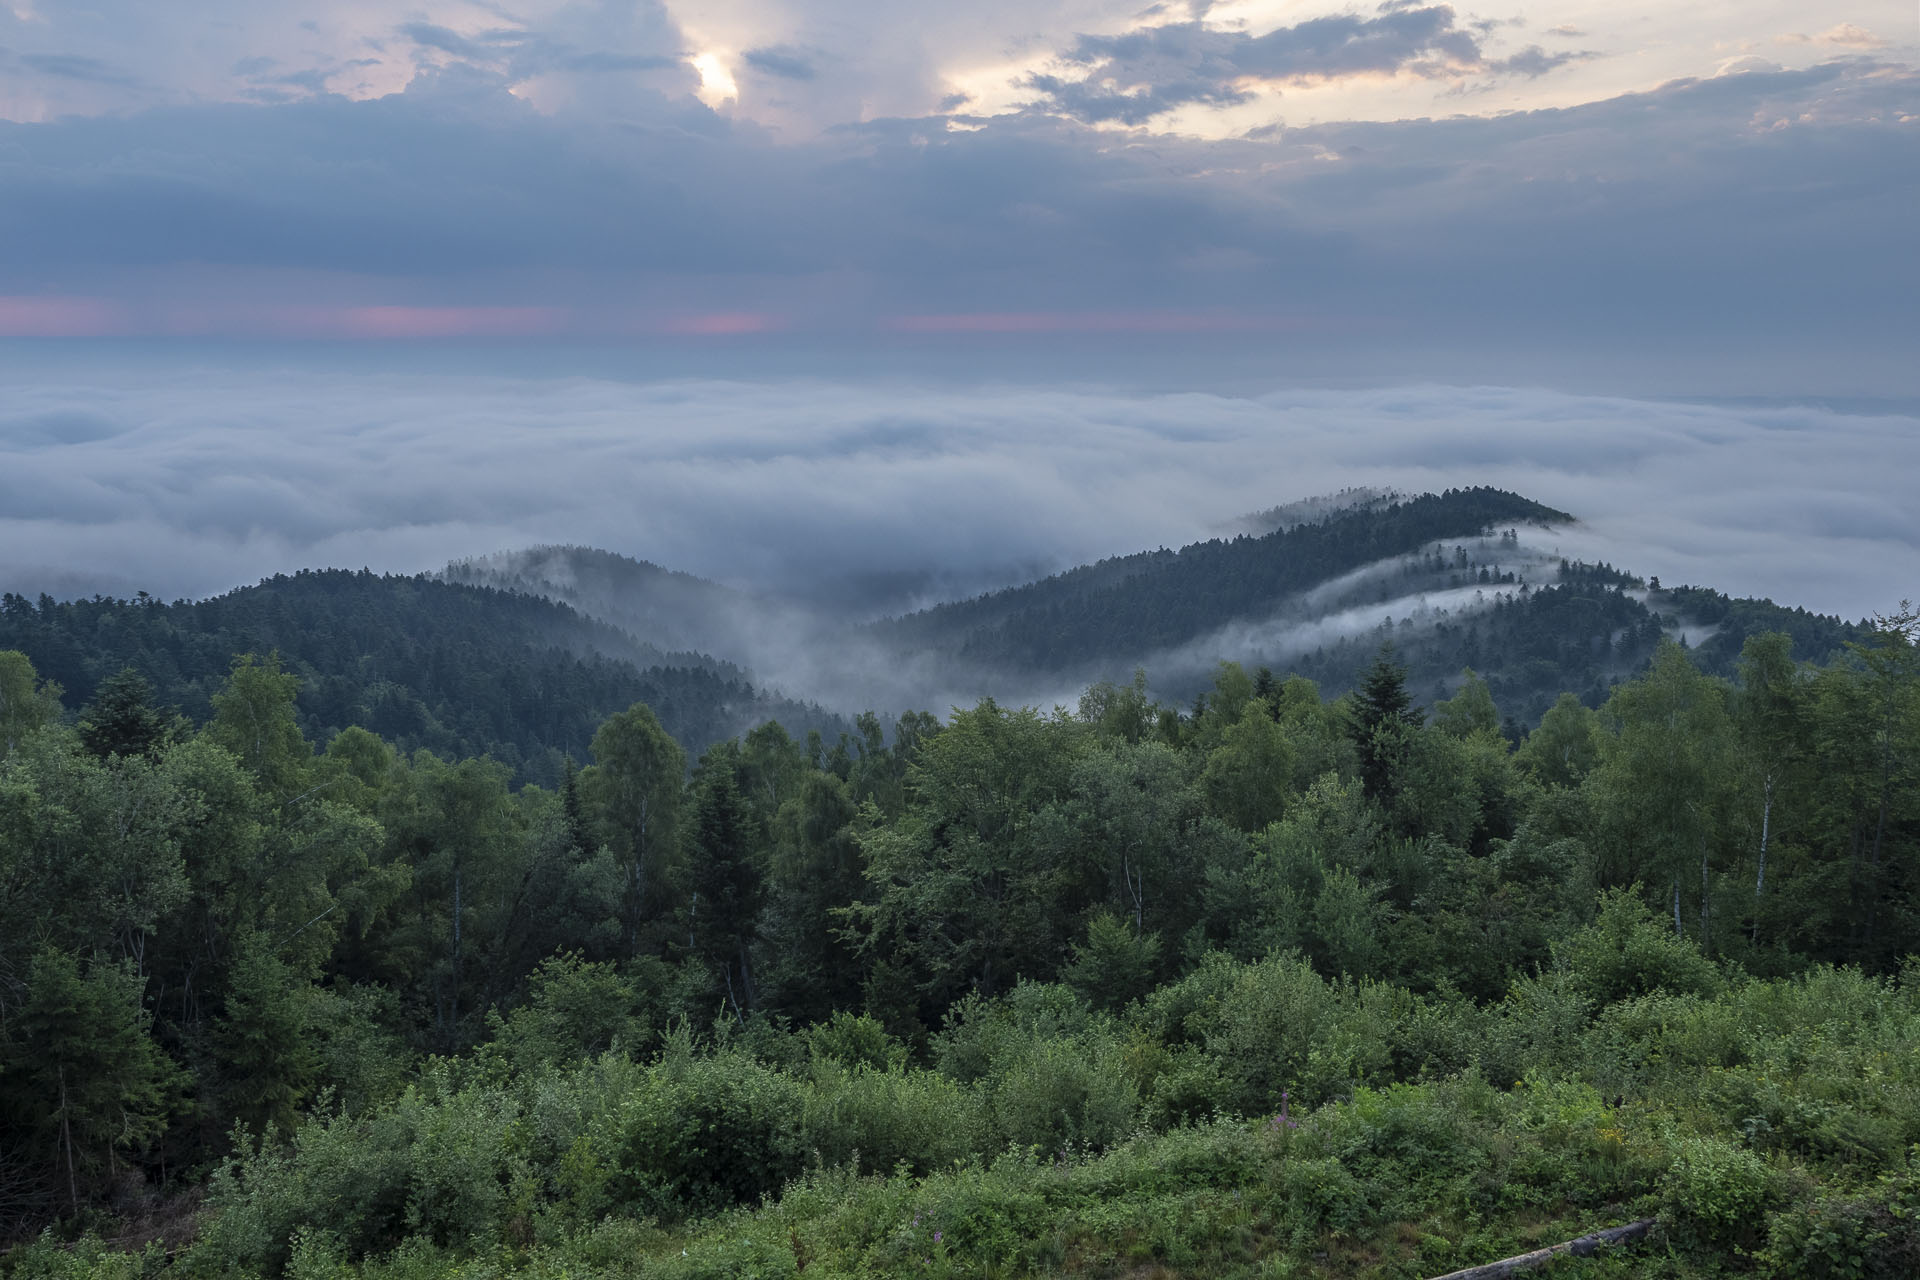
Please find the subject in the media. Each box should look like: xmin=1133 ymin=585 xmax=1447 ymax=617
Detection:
xmin=0 ymin=0 xmax=1912 ymax=131
xmin=691 ymin=51 xmax=740 ymax=107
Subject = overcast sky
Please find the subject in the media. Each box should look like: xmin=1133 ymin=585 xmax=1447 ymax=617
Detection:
xmin=1 ymin=0 xmax=1914 ymax=388
xmin=0 ymin=1 xmax=1913 ymax=618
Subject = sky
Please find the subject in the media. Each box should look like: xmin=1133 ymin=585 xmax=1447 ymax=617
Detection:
xmin=1 ymin=0 xmax=1914 ymax=381
xmin=0 ymin=0 xmax=1915 ymax=620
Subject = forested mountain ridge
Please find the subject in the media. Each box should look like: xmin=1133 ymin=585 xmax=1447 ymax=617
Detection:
xmin=870 ymin=487 xmax=1575 ymax=664
xmin=444 ymin=547 xmax=758 ymax=661
xmin=457 ymin=488 xmax=1861 ymax=728
xmin=0 ymin=571 xmax=846 ymax=786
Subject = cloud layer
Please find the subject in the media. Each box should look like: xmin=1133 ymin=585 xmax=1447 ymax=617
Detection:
xmin=1027 ymin=4 xmax=1588 ymax=124
xmin=1 ymin=363 xmax=1912 ymax=629
xmin=1 ymin=53 xmax=1912 ymax=392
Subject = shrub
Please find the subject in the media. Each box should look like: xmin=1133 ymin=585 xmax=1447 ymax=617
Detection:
xmin=986 ymin=1032 xmax=1140 ymax=1156
xmin=1063 ymin=913 xmax=1163 ymax=1012
xmin=1759 ymin=1168 xmax=1920 ymax=1280
xmin=802 ymin=1064 xmax=984 ymax=1175
xmin=805 ymin=1011 xmax=903 ymax=1072
xmin=489 ymin=954 xmax=650 ymax=1074
xmin=932 ymin=982 xmax=1093 ymax=1085
xmin=1560 ymin=888 xmax=1721 ymax=1007
xmin=610 ymin=1048 xmax=808 ymax=1220
xmin=640 ymin=1233 xmax=797 ymax=1280
xmin=1189 ymin=952 xmax=1396 ymax=1114
xmin=1662 ymin=1135 xmax=1782 ymax=1254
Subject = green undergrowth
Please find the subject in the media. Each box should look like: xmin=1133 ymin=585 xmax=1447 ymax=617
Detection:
xmin=12 ymin=943 xmax=1920 ymax=1280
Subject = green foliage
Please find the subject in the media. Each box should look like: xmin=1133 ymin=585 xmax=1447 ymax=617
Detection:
xmin=1661 ymin=1135 xmax=1782 ymax=1252
xmin=1199 ymin=700 xmax=1295 ymax=832
xmin=1350 ymin=644 xmax=1424 ymax=806
xmin=488 ymin=954 xmax=650 ymax=1074
xmin=0 ymin=575 xmax=844 ymax=790
xmin=586 ymin=702 xmax=685 ymax=957
xmin=206 ymin=654 xmax=311 ymax=799
xmin=4 ymin=614 xmax=1919 ymax=1279
xmin=0 ymin=650 xmax=61 ymax=759
xmin=984 ymin=1028 xmax=1141 ymax=1156
xmin=801 ymin=1063 xmax=981 ymax=1175
xmin=1063 ymin=913 xmax=1162 ymax=1012
xmin=1519 ymin=691 xmax=1600 ymax=787
xmin=0 ymin=950 xmax=183 ymax=1216
xmin=78 ymin=667 xmax=174 ymax=760
xmin=1559 ymin=887 xmax=1722 ymax=1006
xmin=805 ymin=1011 xmax=903 ymax=1072
xmin=1759 ymin=1160 xmax=1920 ymax=1280
xmin=212 ymin=937 xmax=321 ymax=1137
xmin=1432 ymin=669 xmax=1500 ymax=739
xmin=609 ymin=1046 xmax=809 ymax=1220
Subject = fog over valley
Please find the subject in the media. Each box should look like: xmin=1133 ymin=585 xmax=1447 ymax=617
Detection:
xmin=3 ymin=364 xmax=1913 ymax=636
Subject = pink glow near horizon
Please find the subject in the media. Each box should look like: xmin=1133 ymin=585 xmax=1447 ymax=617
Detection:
xmin=323 ymin=306 xmax=571 ymax=338
xmin=0 ymin=297 xmax=795 ymax=340
xmin=656 ymin=312 xmax=783 ymax=336
xmin=888 ymin=310 xmax=1314 ymax=334
xmin=0 ymin=298 xmax=571 ymax=339
xmin=0 ymin=296 xmax=131 ymax=337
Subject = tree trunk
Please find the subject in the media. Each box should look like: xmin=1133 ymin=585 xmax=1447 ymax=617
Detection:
xmin=1699 ymin=846 xmax=1711 ymax=955
xmin=1126 ymin=856 xmax=1145 ymax=936
xmin=1672 ymin=877 xmax=1682 ymax=938
xmin=720 ymin=964 xmax=746 ymax=1027
xmin=1429 ymin=1219 xmax=1656 ymax=1279
xmin=450 ymin=863 xmax=463 ymax=1035
xmin=1751 ymin=772 xmax=1772 ymax=943
xmin=59 ymin=1065 xmax=79 ymax=1216
xmin=1865 ymin=729 xmax=1893 ymax=948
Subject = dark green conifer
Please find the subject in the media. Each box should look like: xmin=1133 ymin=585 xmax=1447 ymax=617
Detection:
xmin=78 ymin=666 xmax=169 ymax=759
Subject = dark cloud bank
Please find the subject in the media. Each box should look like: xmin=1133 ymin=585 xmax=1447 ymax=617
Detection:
xmin=1027 ymin=3 xmax=1590 ymax=124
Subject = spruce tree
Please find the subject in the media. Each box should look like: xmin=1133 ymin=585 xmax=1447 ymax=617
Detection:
xmin=1350 ymin=644 xmax=1423 ymax=804
xmin=78 ymin=666 xmax=169 ymax=759
xmin=686 ymin=770 xmax=763 ymax=1018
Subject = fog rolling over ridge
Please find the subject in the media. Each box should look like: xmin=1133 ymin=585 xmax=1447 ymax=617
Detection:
xmin=442 ymin=489 xmax=1859 ymax=730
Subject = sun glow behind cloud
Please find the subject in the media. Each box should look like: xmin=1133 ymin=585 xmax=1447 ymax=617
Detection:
xmin=691 ymin=51 xmax=740 ymax=107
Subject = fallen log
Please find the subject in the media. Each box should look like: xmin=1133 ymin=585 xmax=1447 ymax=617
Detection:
xmin=1426 ymin=1219 xmax=1657 ymax=1280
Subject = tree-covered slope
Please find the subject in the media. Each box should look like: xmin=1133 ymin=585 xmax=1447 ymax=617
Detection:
xmin=0 ymin=571 xmax=846 ymax=785
xmin=451 ymin=490 xmax=1864 ymax=730
xmin=445 ymin=546 xmax=761 ymax=661
xmin=1289 ymin=565 xmax=1864 ymax=730
xmin=871 ymin=488 xmax=1578 ymax=669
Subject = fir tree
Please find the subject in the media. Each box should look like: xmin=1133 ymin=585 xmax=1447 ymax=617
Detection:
xmin=1350 ymin=644 xmax=1423 ymax=805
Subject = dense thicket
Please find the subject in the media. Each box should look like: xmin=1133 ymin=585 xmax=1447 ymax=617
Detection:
xmin=0 ymin=572 xmax=845 ymax=788
xmin=1 ymin=601 xmax=1915 ymax=1279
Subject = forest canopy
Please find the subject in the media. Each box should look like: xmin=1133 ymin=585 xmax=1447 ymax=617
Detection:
xmin=1 ymin=602 xmax=1916 ymax=1279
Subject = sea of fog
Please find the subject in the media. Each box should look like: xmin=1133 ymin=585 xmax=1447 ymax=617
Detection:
xmin=2 ymin=357 xmax=1913 ymax=626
